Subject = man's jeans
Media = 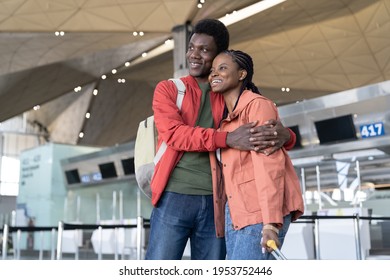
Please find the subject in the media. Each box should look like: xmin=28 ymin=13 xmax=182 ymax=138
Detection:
xmin=145 ymin=192 xmax=226 ymax=260
xmin=225 ymin=203 xmax=291 ymax=260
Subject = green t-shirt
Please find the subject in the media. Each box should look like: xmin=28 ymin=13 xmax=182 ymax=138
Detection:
xmin=165 ymin=82 xmax=214 ymax=195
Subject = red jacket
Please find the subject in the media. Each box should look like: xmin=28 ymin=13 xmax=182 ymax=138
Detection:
xmin=151 ymin=76 xmax=297 ymax=207
xmin=151 ymin=75 xmax=227 ymax=206
xmin=211 ymin=90 xmax=304 ymax=237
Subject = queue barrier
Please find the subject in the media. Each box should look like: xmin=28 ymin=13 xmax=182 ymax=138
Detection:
xmin=2 ymin=215 xmax=390 ymax=260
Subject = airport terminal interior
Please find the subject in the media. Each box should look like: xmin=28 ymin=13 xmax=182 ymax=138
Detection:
xmin=1 ymin=0 xmax=390 ymax=260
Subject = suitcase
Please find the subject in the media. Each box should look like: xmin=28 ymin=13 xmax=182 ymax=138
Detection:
xmin=267 ymin=240 xmax=288 ymax=260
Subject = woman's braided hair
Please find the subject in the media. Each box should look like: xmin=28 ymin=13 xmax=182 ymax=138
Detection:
xmin=223 ymin=50 xmax=261 ymax=95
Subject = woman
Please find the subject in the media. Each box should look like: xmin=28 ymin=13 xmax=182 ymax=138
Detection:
xmin=209 ymin=50 xmax=304 ymax=260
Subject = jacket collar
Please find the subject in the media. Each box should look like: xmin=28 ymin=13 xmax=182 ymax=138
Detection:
xmin=225 ymin=90 xmax=266 ymax=120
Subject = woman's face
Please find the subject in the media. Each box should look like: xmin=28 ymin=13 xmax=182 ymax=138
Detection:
xmin=209 ymin=53 xmax=245 ymax=94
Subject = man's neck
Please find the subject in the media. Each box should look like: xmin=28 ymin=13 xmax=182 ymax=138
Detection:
xmin=194 ymin=76 xmax=209 ymax=84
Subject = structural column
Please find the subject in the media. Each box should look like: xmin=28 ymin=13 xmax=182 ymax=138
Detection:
xmin=172 ymin=23 xmax=192 ymax=78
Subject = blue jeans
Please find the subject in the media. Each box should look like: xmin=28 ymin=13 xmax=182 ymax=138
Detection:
xmin=225 ymin=203 xmax=291 ymax=260
xmin=145 ymin=192 xmax=226 ymax=260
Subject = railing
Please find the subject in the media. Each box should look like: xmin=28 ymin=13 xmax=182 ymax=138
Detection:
xmin=1 ymin=218 xmax=150 ymax=260
xmin=297 ymin=214 xmax=390 ymax=260
xmin=1 ymin=224 xmax=58 ymax=260
xmin=1 ymin=215 xmax=390 ymax=260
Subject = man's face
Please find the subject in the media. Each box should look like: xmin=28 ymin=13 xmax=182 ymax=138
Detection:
xmin=186 ymin=33 xmax=218 ymax=83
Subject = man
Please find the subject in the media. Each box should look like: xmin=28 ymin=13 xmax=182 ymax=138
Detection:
xmin=145 ymin=19 xmax=296 ymax=260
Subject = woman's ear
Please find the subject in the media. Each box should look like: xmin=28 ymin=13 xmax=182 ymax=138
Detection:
xmin=239 ymin=70 xmax=247 ymax=81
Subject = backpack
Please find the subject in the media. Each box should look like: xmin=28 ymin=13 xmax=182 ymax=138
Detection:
xmin=134 ymin=78 xmax=186 ymax=198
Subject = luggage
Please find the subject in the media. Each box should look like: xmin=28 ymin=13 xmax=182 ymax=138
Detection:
xmin=267 ymin=240 xmax=288 ymax=260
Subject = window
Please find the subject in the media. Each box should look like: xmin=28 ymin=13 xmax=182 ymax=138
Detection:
xmin=0 ymin=156 xmax=20 ymax=196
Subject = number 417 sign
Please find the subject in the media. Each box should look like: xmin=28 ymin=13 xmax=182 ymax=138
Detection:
xmin=360 ymin=122 xmax=386 ymax=138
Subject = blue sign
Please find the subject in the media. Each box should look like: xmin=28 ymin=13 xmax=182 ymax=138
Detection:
xmin=80 ymin=172 xmax=102 ymax=184
xmin=360 ymin=122 xmax=385 ymax=138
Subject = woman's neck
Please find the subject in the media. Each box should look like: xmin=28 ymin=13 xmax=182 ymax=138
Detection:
xmin=223 ymin=91 xmax=240 ymax=113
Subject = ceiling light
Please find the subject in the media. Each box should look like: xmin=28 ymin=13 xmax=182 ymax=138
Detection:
xmin=112 ymin=69 xmax=117 ymax=74
xmin=139 ymin=31 xmax=144 ymax=36
xmin=79 ymin=132 xmax=84 ymax=138
xmin=133 ymin=32 xmax=138 ymax=36
xmin=125 ymin=1 xmax=283 ymax=69
xmin=33 ymin=105 xmax=40 ymax=110
xmin=219 ymin=0 xmax=286 ymax=26
xmin=226 ymin=10 xmax=238 ymax=17
xmin=85 ymin=112 xmax=91 ymax=119
xmin=125 ymin=62 xmax=131 ymax=67
xmin=93 ymin=89 xmax=98 ymax=96
xmin=197 ymin=3 xmax=202 ymax=8
xmin=101 ymin=75 xmax=107 ymax=80
xmin=129 ymin=43 xmax=174 ymax=67
xmin=54 ymin=31 xmax=65 ymax=36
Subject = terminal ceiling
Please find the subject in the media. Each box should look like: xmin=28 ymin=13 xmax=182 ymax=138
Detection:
xmin=0 ymin=0 xmax=389 ymax=147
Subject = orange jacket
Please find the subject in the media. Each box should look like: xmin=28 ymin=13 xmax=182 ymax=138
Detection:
xmin=211 ymin=90 xmax=304 ymax=237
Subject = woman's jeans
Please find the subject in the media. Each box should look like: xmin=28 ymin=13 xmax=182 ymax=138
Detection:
xmin=145 ymin=192 xmax=226 ymax=260
xmin=225 ymin=203 xmax=292 ymax=260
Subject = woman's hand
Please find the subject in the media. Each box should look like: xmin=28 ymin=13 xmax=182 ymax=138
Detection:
xmin=261 ymin=224 xmax=281 ymax=253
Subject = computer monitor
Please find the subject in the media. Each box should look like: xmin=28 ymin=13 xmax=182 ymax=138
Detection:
xmin=314 ymin=114 xmax=357 ymax=144
xmin=98 ymin=162 xmax=118 ymax=179
xmin=121 ymin=158 xmax=135 ymax=175
xmin=65 ymin=169 xmax=81 ymax=184
xmin=287 ymin=125 xmax=303 ymax=149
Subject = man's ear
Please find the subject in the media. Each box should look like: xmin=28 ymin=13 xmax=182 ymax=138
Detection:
xmin=239 ymin=70 xmax=247 ymax=81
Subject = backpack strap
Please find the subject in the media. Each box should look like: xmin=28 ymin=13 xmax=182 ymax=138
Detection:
xmin=169 ymin=78 xmax=186 ymax=110
xmin=154 ymin=78 xmax=186 ymax=165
